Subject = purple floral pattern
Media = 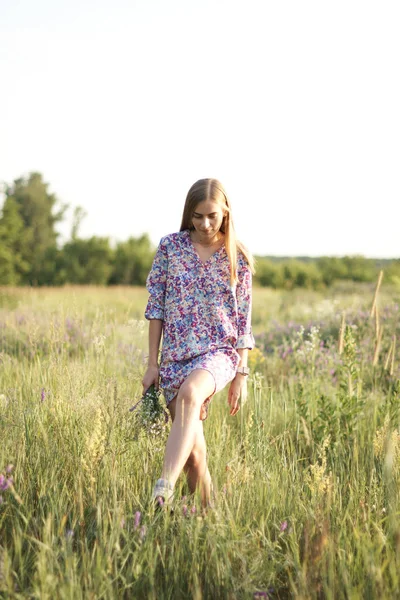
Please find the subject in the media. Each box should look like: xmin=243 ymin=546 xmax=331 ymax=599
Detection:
xmin=160 ymin=350 xmax=238 ymax=415
xmin=145 ymin=230 xmax=254 ymax=405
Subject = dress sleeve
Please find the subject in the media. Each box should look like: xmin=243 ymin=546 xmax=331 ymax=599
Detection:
xmin=144 ymin=238 xmax=168 ymax=320
xmin=236 ymin=259 xmax=255 ymax=349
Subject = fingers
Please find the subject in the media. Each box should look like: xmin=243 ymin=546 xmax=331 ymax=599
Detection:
xmin=142 ymin=376 xmax=158 ymax=393
xmin=230 ymin=402 xmax=240 ymax=416
xmin=142 ymin=366 xmax=160 ymax=393
xmin=142 ymin=380 xmax=158 ymax=393
xmin=141 ymin=375 xmax=149 ymax=392
xmin=228 ymin=392 xmax=240 ymax=416
xmin=227 ymin=377 xmax=248 ymax=416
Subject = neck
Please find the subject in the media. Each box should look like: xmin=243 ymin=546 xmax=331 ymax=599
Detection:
xmin=190 ymin=231 xmax=224 ymax=247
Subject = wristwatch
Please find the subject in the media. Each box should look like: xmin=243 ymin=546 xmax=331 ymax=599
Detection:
xmin=236 ymin=366 xmax=250 ymax=376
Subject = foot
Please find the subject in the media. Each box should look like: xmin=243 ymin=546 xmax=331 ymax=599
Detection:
xmin=152 ymin=478 xmax=174 ymax=505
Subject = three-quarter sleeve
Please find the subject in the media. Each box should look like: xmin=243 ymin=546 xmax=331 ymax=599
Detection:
xmin=144 ymin=238 xmax=168 ymax=320
xmin=236 ymin=259 xmax=255 ymax=349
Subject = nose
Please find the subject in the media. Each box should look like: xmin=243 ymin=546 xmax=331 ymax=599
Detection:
xmin=202 ymin=218 xmax=210 ymax=229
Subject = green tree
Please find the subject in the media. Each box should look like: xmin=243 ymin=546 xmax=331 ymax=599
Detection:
xmin=292 ymin=261 xmax=323 ymax=289
xmin=385 ymin=259 xmax=400 ymax=286
xmin=61 ymin=236 xmax=113 ymax=285
xmin=4 ymin=172 xmax=67 ymax=285
xmin=0 ymin=196 xmax=29 ymax=284
xmin=109 ymin=234 xmax=154 ymax=285
xmin=70 ymin=206 xmax=87 ymax=241
xmin=254 ymin=258 xmax=284 ymax=288
xmin=342 ymin=255 xmax=377 ymax=282
xmin=316 ymin=256 xmax=349 ymax=286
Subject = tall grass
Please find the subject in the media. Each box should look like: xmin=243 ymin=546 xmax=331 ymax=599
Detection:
xmin=0 ymin=284 xmax=399 ymax=599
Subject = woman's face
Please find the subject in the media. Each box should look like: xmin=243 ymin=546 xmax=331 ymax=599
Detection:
xmin=191 ymin=199 xmax=226 ymax=238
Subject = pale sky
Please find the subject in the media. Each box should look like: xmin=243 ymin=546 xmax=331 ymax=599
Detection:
xmin=1 ymin=0 xmax=399 ymax=257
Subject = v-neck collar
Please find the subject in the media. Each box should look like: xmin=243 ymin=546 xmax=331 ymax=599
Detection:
xmin=184 ymin=229 xmax=225 ymax=266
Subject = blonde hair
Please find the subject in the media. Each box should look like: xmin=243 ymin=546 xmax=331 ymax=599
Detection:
xmin=180 ymin=178 xmax=255 ymax=285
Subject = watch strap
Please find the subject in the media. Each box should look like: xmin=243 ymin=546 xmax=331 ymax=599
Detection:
xmin=237 ymin=366 xmax=250 ymax=376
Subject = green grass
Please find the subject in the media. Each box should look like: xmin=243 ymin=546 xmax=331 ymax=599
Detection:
xmin=0 ymin=285 xmax=399 ymax=599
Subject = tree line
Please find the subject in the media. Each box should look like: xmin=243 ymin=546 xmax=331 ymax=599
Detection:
xmin=0 ymin=173 xmax=399 ymax=288
xmin=255 ymin=255 xmax=400 ymax=289
xmin=0 ymin=173 xmax=153 ymax=286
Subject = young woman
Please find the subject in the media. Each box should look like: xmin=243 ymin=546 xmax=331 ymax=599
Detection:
xmin=142 ymin=178 xmax=255 ymax=507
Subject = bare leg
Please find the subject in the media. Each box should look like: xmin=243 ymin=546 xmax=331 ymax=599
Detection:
xmin=168 ymin=387 xmax=213 ymax=507
xmin=159 ymin=370 xmax=214 ymax=487
xmin=184 ymin=423 xmax=212 ymax=507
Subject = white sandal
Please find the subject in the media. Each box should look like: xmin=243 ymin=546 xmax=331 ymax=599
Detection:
xmin=152 ymin=478 xmax=174 ymax=504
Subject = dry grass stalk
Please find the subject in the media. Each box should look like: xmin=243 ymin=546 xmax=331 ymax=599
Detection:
xmin=384 ymin=339 xmax=393 ymax=371
xmin=370 ymin=270 xmax=384 ymax=318
xmin=338 ymin=311 xmax=345 ymax=354
xmin=373 ymin=327 xmax=383 ymax=367
xmin=375 ymin=305 xmax=380 ymax=339
xmin=390 ymin=335 xmax=396 ymax=376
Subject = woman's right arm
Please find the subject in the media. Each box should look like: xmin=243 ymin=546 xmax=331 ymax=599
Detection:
xmin=142 ymin=319 xmax=163 ymax=391
xmin=143 ymin=238 xmax=168 ymax=392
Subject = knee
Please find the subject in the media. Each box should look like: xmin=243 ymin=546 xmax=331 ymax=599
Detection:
xmin=177 ymin=381 xmax=202 ymax=409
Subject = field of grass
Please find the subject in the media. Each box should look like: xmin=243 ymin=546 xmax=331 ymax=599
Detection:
xmin=0 ymin=283 xmax=399 ymax=599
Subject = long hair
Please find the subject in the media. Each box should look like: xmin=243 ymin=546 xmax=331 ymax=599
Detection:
xmin=180 ymin=178 xmax=255 ymax=285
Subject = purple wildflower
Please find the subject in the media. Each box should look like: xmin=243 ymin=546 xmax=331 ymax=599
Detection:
xmin=280 ymin=520 xmax=288 ymax=532
xmin=253 ymin=592 xmax=268 ymax=599
xmin=182 ymin=505 xmax=188 ymax=516
xmin=5 ymin=464 xmax=14 ymax=474
xmin=0 ymin=475 xmax=10 ymax=491
xmin=66 ymin=529 xmax=74 ymax=539
xmin=134 ymin=511 xmax=141 ymax=529
xmin=40 ymin=388 xmax=46 ymax=402
xmin=190 ymin=506 xmax=196 ymax=515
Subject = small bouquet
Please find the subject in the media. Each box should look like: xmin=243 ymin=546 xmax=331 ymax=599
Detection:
xmin=130 ymin=384 xmax=169 ymax=435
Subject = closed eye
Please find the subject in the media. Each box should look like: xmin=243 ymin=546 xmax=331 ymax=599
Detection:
xmin=193 ymin=213 xmax=218 ymax=218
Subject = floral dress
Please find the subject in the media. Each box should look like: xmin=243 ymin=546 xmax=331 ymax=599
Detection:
xmin=144 ymin=229 xmax=254 ymax=415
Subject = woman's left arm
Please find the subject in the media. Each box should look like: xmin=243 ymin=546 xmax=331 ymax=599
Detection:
xmin=236 ymin=261 xmax=255 ymax=350
xmin=228 ymin=348 xmax=248 ymax=416
xmin=228 ymin=260 xmax=255 ymax=416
